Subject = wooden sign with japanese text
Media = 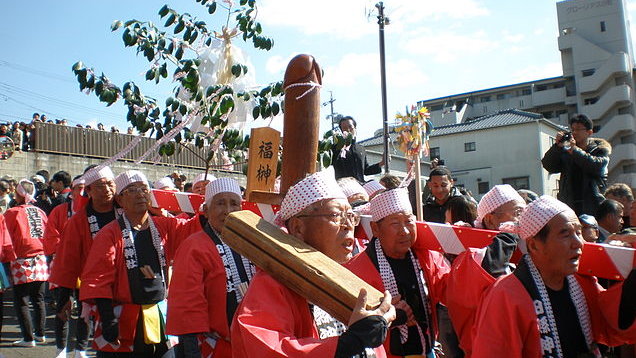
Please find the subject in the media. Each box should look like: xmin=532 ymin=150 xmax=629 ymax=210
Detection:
xmin=246 ymin=127 xmax=280 ymax=201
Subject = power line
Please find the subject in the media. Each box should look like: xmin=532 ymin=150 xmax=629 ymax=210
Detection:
xmin=0 ymin=60 xmax=75 ymax=83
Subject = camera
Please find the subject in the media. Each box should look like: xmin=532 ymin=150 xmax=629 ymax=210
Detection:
xmin=438 ymin=159 xmax=445 ymax=166
xmin=561 ymin=132 xmax=572 ymax=142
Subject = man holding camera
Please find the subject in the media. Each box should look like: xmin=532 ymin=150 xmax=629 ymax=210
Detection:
xmin=541 ymin=114 xmax=611 ymax=216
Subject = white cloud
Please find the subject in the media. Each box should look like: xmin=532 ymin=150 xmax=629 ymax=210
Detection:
xmin=258 ymin=0 xmax=489 ymax=39
xmin=322 ymin=53 xmax=379 ymax=87
xmin=400 ymin=28 xmax=499 ymax=63
xmin=501 ymin=30 xmax=524 ymax=44
xmin=510 ymin=62 xmax=563 ymax=83
xmin=265 ymin=55 xmax=289 ymax=75
xmin=386 ymin=58 xmax=429 ymax=89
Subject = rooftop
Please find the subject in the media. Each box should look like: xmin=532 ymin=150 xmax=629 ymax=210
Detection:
xmin=359 ymin=108 xmax=565 ymax=146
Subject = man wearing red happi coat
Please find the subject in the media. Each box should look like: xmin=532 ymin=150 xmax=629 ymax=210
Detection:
xmin=472 ymin=195 xmax=636 ymax=358
xmin=167 ymin=177 xmax=252 ymax=358
xmin=232 ymin=170 xmax=395 ymax=358
xmin=79 ymin=170 xmax=201 ymax=357
xmin=346 ymin=188 xmax=450 ymax=358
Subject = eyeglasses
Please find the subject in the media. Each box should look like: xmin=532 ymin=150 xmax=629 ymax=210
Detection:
xmin=296 ymin=211 xmax=361 ymax=226
xmin=121 ymin=186 xmax=150 ymax=195
xmin=492 ymin=207 xmax=524 ymax=217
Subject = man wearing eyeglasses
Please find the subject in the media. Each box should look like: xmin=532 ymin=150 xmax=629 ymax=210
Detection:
xmin=346 ymin=188 xmax=450 ymax=358
xmin=444 ymin=184 xmax=526 ymax=357
xmin=49 ymin=165 xmax=117 ymax=358
xmin=79 ymin=170 xmax=202 ymax=357
xmin=232 ymin=170 xmax=395 ymax=358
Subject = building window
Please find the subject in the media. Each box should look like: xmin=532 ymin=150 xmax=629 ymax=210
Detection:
xmin=464 ymin=142 xmax=476 ymax=152
xmin=496 ymin=93 xmax=506 ymax=100
xmin=536 ymin=85 xmax=548 ymax=91
xmin=542 ymin=111 xmax=553 ymax=119
xmin=430 ymin=147 xmax=440 ymax=160
xmin=430 ymin=104 xmax=443 ymax=111
xmin=584 ymin=97 xmax=598 ymax=105
xmin=478 ymin=181 xmax=490 ymax=194
xmin=502 ymin=176 xmax=530 ymax=190
xmin=521 ymin=88 xmax=531 ymax=95
xmin=480 ymin=96 xmax=491 ymax=103
xmin=582 ymin=69 xmax=595 ymax=77
xmin=600 ymin=21 xmax=606 ymax=32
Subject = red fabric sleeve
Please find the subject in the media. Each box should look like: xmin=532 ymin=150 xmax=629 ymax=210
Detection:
xmin=0 ymin=215 xmax=15 ymax=262
xmin=43 ymin=202 xmax=68 ymax=256
xmin=445 ymin=249 xmax=496 ymax=356
xmin=4 ymin=206 xmax=47 ymax=258
xmin=167 ymin=232 xmax=218 ymax=336
xmin=49 ymin=211 xmax=89 ymax=289
xmin=79 ymin=223 xmax=119 ymax=301
xmin=154 ymin=214 xmax=203 ymax=262
xmin=231 ymin=272 xmax=339 ymax=358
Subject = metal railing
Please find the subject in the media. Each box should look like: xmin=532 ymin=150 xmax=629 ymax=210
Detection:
xmin=33 ymin=121 xmax=242 ymax=171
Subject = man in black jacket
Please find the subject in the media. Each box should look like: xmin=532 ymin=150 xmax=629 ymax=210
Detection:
xmin=422 ymin=167 xmax=462 ymax=223
xmin=541 ymin=114 xmax=611 ymax=216
xmin=332 ymin=116 xmax=384 ymax=182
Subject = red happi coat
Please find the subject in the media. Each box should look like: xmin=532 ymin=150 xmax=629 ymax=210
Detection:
xmin=48 ymin=205 xmax=102 ymax=289
xmin=472 ymin=273 xmax=636 ymax=358
xmin=79 ymin=215 xmax=202 ymax=352
xmin=4 ymin=204 xmax=47 ymax=258
xmin=43 ymin=201 xmax=72 ymax=256
xmin=166 ymin=230 xmax=233 ymax=357
xmin=231 ymin=270 xmax=387 ymax=358
xmin=345 ymin=246 xmax=450 ymax=358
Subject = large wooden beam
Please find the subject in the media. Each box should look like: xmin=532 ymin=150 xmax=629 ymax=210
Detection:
xmin=222 ymin=210 xmax=384 ymax=324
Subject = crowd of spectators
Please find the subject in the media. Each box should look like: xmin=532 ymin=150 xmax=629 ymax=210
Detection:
xmin=0 ymin=113 xmax=134 ymax=152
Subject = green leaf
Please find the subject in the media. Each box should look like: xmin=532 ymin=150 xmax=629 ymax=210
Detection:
xmin=231 ymin=64 xmax=241 ymax=77
xmin=174 ymin=21 xmax=185 ymax=34
xmin=208 ymin=2 xmax=216 ymax=14
xmin=252 ymin=106 xmax=260 ymax=119
xmin=322 ymin=153 xmax=331 ymax=168
xmin=165 ymin=14 xmax=176 ymax=27
xmin=271 ymin=101 xmax=280 ymax=116
xmin=175 ymin=47 xmax=184 ymax=60
xmin=72 ymin=61 xmax=83 ymax=71
xmin=145 ymin=69 xmax=155 ymax=81
xmin=111 ymin=20 xmax=123 ymax=31
xmin=158 ymin=5 xmax=170 ymax=17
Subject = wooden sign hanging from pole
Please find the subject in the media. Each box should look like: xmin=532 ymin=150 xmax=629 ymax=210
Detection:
xmin=245 ymin=127 xmax=280 ymax=202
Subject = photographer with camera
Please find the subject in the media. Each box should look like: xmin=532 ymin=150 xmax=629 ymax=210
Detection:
xmin=541 ymin=114 xmax=611 ymax=216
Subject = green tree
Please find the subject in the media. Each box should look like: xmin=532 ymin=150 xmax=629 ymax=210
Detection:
xmin=72 ymin=0 xmax=283 ymax=171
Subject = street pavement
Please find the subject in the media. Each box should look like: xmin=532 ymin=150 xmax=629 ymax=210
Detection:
xmin=0 ymin=290 xmax=96 ymax=358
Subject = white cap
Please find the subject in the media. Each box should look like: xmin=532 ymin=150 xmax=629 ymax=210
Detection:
xmin=475 ymin=184 xmax=525 ymax=228
xmin=114 ymin=170 xmax=149 ymax=195
xmin=518 ymin=195 xmax=573 ymax=240
xmin=274 ymin=170 xmax=346 ymax=226
xmin=81 ymin=166 xmax=115 ymax=186
xmin=369 ymin=188 xmax=412 ymax=222
xmin=363 ymin=180 xmax=385 ymax=197
xmin=205 ymin=177 xmax=242 ymax=205
xmin=72 ymin=177 xmax=86 ymax=187
xmin=153 ymin=177 xmax=176 ymax=190
xmin=193 ymin=173 xmax=216 ymax=187
xmin=30 ymin=175 xmax=45 ymax=184
xmin=338 ymin=177 xmax=367 ymax=198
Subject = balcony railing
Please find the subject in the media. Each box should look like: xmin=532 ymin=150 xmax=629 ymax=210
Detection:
xmin=33 ymin=121 xmax=242 ymax=171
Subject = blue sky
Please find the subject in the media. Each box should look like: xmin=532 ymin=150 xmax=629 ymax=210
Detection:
xmin=1 ymin=0 xmax=635 ymax=140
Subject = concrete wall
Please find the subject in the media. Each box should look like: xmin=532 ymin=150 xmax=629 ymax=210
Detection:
xmin=0 ymin=151 xmax=246 ymax=185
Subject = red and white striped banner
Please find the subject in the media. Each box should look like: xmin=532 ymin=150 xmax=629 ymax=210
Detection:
xmin=357 ymin=215 xmax=635 ymax=281
xmin=150 ymin=189 xmax=280 ymax=223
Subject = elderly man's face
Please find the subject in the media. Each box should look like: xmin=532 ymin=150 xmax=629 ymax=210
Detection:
xmin=205 ymin=192 xmax=242 ymax=232
xmin=581 ymin=223 xmax=599 ymax=242
xmin=529 ymin=210 xmax=584 ymax=279
xmin=116 ymin=182 xmax=151 ymax=215
xmin=192 ymin=180 xmax=209 ymax=195
xmin=371 ymin=211 xmax=417 ymax=259
xmin=288 ymin=199 xmax=356 ymax=264
xmin=483 ymin=199 xmax=526 ymax=230
xmin=86 ymin=178 xmax=116 ymax=205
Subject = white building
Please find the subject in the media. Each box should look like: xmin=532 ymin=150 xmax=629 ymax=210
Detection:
xmin=414 ymin=0 xmax=636 ymax=189
xmin=360 ymin=109 xmax=564 ymax=200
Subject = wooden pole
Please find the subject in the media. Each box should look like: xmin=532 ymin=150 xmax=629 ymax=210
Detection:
xmin=414 ymin=154 xmax=423 ymax=221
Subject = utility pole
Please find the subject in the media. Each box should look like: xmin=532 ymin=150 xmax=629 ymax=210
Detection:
xmin=376 ymin=2 xmax=390 ymax=173
xmin=322 ymin=91 xmax=338 ymax=131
